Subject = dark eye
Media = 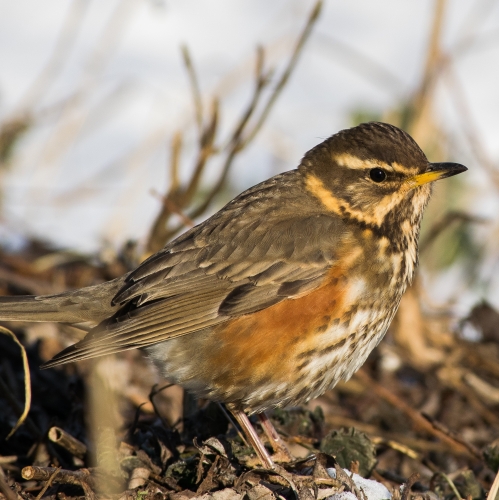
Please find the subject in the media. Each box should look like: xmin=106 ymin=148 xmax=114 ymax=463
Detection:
xmin=369 ymin=168 xmax=386 ymax=182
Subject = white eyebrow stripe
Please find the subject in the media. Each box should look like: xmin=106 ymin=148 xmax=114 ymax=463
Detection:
xmin=333 ymin=153 xmax=409 ymax=174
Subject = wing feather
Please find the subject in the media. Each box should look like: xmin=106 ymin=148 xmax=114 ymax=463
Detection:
xmin=45 ymin=171 xmax=347 ymax=367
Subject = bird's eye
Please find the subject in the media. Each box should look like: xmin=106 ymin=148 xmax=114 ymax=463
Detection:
xmin=369 ymin=168 xmax=387 ymax=182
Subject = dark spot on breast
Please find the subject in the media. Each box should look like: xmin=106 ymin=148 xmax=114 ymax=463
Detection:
xmin=297 ymin=348 xmax=317 ymax=360
xmin=296 ymin=387 xmax=311 ymax=401
xmin=296 ymin=359 xmax=309 ymax=371
xmin=341 ymin=315 xmax=352 ymax=328
xmin=315 ymin=324 xmax=328 ymax=334
xmin=290 ymin=334 xmax=302 ymax=344
xmin=322 ymin=338 xmax=347 ymax=354
xmin=255 ymin=374 xmax=272 ymax=387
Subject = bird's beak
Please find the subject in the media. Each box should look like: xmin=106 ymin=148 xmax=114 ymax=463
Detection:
xmin=408 ymin=162 xmax=468 ymax=188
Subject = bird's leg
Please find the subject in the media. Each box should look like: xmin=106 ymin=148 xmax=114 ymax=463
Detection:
xmin=257 ymin=412 xmax=294 ymax=462
xmin=229 ymin=408 xmax=275 ymax=469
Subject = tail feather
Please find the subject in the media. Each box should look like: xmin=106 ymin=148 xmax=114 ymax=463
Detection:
xmin=0 ymin=276 xmax=126 ymax=324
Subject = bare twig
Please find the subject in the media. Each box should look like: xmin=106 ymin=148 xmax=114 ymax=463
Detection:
xmin=325 ymin=413 xmax=473 ymax=456
xmin=48 ymin=426 xmax=87 ymax=460
xmin=170 ymin=131 xmax=183 ymax=192
xmin=422 ymin=415 xmax=483 ymax=460
xmin=150 ymin=190 xmax=195 ymax=229
xmin=22 ymin=466 xmax=96 ymax=500
xmin=27 ymin=0 xmax=137 ymax=205
xmin=440 ymin=472 xmax=463 ymax=500
xmin=409 ymin=0 xmax=447 ymax=143
xmin=370 ymin=436 xmax=419 ymax=461
xmin=240 ymin=0 xmax=323 ymax=149
xmin=0 ymin=466 xmax=17 ymax=500
xmin=18 ymin=0 xmax=89 ymax=110
xmin=401 ymin=473 xmax=421 ymax=500
xmin=489 ymin=467 xmax=499 ymax=500
xmin=34 ymin=466 xmax=61 ymax=500
xmin=146 ymin=2 xmax=322 ymax=250
xmin=334 ymin=464 xmax=366 ymax=500
xmin=182 ymin=45 xmax=204 ymax=133
xmin=314 ymin=33 xmax=405 ymax=97
xmin=183 ymin=99 xmax=219 ymax=203
xmin=186 ymin=48 xmax=269 ymax=223
xmin=354 ymin=370 xmax=477 ymax=459
xmin=436 ymin=364 xmax=499 ymax=427
xmin=0 ymin=326 xmax=31 ymax=439
xmin=149 ymin=383 xmax=174 ymax=428
xmin=146 ymin=100 xmax=218 ymax=252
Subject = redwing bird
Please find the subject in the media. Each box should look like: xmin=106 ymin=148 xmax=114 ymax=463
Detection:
xmin=0 ymin=122 xmax=467 ymax=468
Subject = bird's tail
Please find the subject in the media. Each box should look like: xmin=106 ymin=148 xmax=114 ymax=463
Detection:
xmin=0 ymin=276 xmax=126 ymax=324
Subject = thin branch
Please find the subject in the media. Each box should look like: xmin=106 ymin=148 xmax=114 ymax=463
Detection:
xmin=194 ymin=0 xmax=322 ymax=216
xmin=149 ymin=383 xmax=174 ymax=429
xmin=183 ymin=99 xmax=219 ymax=203
xmin=34 ymin=467 xmax=61 ymax=500
xmin=423 ymin=416 xmax=483 ymax=460
xmin=146 ymin=2 xmax=322 ymax=247
xmin=489 ymin=467 xmax=499 ymax=500
xmin=409 ymin=0 xmax=447 ymax=141
xmin=188 ymin=49 xmax=268 ymax=221
xmin=17 ymin=0 xmax=89 ymax=111
xmin=150 ymin=190 xmax=195 ymax=229
xmin=146 ymin=99 xmax=218 ymax=251
xmin=27 ymin=0 xmax=137 ymax=201
xmin=439 ymin=473 xmax=463 ymax=500
xmin=401 ymin=473 xmax=421 ymax=500
xmin=354 ymin=369 xmax=479 ymax=460
xmin=22 ymin=466 xmax=96 ymax=500
xmin=240 ymin=0 xmax=323 ymax=148
xmin=0 ymin=467 xmax=17 ymax=500
xmin=0 ymin=326 xmax=32 ymax=439
xmin=314 ymin=33 xmax=405 ymax=97
xmin=48 ymin=427 xmax=87 ymax=460
xmin=181 ymin=45 xmax=204 ymax=133
xmin=170 ymin=131 xmax=183 ymax=192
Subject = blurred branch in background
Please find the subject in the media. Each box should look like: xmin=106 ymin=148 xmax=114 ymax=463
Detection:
xmin=0 ymin=0 xmax=89 ymax=168
xmin=146 ymin=0 xmax=322 ymax=253
xmin=315 ymin=33 xmax=405 ymax=98
xmin=27 ymin=0 xmax=138 ymax=206
xmin=17 ymin=0 xmax=90 ymax=112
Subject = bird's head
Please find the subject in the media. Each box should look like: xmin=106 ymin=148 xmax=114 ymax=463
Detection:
xmin=300 ymin=122 xmax=467 ymax=233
